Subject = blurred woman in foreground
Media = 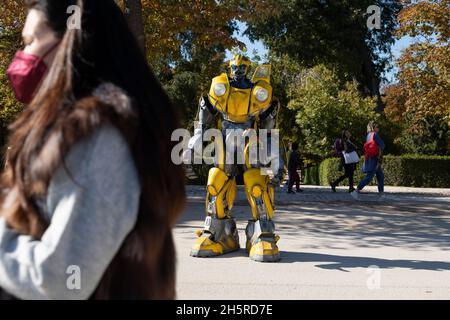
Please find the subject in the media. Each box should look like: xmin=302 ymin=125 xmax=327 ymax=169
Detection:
xmin=0 ymin=0 xmax=185 ymax=299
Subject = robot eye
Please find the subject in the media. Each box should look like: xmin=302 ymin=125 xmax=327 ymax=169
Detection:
xmin=231 ymin=65 xmax=238 ymax=71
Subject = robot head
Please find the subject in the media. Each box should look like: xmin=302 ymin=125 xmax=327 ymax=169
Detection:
xmin=229 ymin=54 xmax=251 ymax=81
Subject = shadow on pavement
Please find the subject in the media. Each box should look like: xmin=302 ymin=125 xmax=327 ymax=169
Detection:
xmin=185 ymin=248 xmax=450 ymax=272
xmin=273 ymin=202 xmax=450 ymax=250
xmin=178 ymin=199 xmax=450 ymax=251
xmin=277 ymin=251 xmax=450 ymax=272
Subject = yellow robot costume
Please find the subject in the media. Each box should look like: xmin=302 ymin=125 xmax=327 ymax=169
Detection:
xmin=188 ymin=55 xmax=284 ymax=262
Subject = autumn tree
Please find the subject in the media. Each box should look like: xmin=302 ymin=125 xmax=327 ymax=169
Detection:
xmin=0 ymin=1 xmax=251 ymax=128
xmin=0 ymin=0 xmax=26 ymax=151
xmin=388 ymin=0 xmax=450 ymax=154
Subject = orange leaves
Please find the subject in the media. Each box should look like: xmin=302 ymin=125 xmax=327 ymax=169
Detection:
xmin=0 ymin=1 xmax=26 ymax=127
xmin=383 ymin=84 xmax=408 ymax=124
xmin=141 ymin=0 xmax=246 ymax=63
xmin=394 ymin=0 xmax=449 ymax=128
xmin=0 ymin=0 xmax=26 ymax=33
xmin=384 ymin=1 xmax=449 ymax=153
xmin=140 ymin=0 xmax=281 ymax=63
xmin=397 ymin=0 xmax=450 ymax=41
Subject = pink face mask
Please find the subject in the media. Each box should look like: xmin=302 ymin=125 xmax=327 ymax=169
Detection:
xmin=6 ymin=42 xmax=59 ymax=104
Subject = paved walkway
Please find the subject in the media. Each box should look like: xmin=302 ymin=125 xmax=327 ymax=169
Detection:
xmin=175 ymin=185 xmax=450 ymax=299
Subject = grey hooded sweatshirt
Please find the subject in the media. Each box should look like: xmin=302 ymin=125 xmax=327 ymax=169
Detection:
xmin=0 ymin=84 xmax=141 ymax=299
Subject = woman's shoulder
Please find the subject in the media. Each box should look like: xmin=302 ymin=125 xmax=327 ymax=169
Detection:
xmin=53 ymin=123 xmax=133 ymax=186
xmin=65 ymin=82 xmax=136 ymax=165
xmin=92 ymin=83 xmax=135 ymax=117
xmin=88 ymin=123 xmax=129 ymax=153
xmin=51 ymin=82 xmax=138 ymax=189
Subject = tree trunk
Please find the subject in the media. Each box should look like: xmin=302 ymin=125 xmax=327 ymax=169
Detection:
xmin=123 ymin=0 xmax=146 ymax=56
xmin=360 ymin=43 xmax=383 ymax=112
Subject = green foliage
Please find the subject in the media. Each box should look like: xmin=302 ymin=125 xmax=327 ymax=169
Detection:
xmin=314 ymin=155 xmax=450 ymax=188
xmin=164 ymin=71 xmax=201 ymax=130
xmin=377 ymin=113 xmax=403 ymax=155
xmin=245 ymin=0 xmax=402 ymax=97
xmin=384 ymin=82 xmax=449 ymax=156
xmin=160 ymin=43 xmax=228 ymax=129
xmin=303 ymin=165 xmax=319 ymax=185
xmin=268 ymin=54 xmax=303 ymax=143
xmin=288 ymin=65 xmax=379 ymax=159
xmin=397 ymin=115 xmax=449 ymax=155
xmin=318 ymin=158 xmax=337 ymax=187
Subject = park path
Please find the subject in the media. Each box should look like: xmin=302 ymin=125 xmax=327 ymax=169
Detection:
xmin=175 ymin=185 xmax=450 ymax=299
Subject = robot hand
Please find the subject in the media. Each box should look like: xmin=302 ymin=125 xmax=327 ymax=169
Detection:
xmin=182 ymin=128 xmax=203 ymax=165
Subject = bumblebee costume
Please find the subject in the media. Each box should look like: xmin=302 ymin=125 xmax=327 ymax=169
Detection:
xmin=187 ymin=55 xmax=284 ymax=262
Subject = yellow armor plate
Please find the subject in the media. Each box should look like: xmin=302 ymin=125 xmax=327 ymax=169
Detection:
xmin=250 ymin=80 xmax=272 ymax=115
xmin=208 ymin=73 xmax=230 ymax=113
xmin=251 ymin=64 xmax=271 ymax=84
xmin=227 ymin=87 xmax=252 ymax=122
xmin=208 ymin=66 xmax=273 ymax=123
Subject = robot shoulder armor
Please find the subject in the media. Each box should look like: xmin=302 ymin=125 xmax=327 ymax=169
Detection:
xmin=253 ymin=80 xmax=273 ymax=100
xmin=210 ymin=73 xmax=229 ymax=88
xmin=250 ymin=80 xmax=273 ymax=111
xmin=208 ymin=73 xmax=230 ymax=110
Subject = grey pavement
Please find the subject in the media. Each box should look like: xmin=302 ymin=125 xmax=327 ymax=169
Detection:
xmin=175 ymin=185 xmax=450 ymax=299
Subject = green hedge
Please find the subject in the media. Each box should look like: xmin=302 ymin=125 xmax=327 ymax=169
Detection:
xmin=304 ymin=165 xmax=320 ymax=185
xmin=309 ymin=155 xmax=450 ymax=188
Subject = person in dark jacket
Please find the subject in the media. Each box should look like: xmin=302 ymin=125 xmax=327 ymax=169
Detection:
xmin=330 ymin=129 xmax=358 ymax=193
xmin=334 ymin=135 xmax=345 ymax=171
xmin=287 ymin=142 xmax=302 ymax=194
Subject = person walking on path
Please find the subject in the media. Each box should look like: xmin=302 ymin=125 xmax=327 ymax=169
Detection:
xmin=287 ymin=142 xmax=302 ymax=194
xmin=330 ymin=129 xmax=358 ymax=193
xmin=333 ymin=133 xmax=345 ymax=171
xmin=351 ymin=121 xmax=385 ymax=200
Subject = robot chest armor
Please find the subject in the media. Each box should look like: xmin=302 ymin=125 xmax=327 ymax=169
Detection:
xmin=226 ymin=87 xmax=252 ymax=119
xmin=208 ymin=73 xmax=272 ymax=123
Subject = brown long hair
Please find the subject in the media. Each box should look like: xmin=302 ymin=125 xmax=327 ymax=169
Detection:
xmin=0 ymin=0 xmax=185 ymax=299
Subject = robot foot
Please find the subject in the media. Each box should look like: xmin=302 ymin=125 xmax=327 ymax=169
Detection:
xmin=248 ymin=239 xmax=280 ymax=262
xmin=190 ymin=216 xmax=240 ymax=258
xmin=246 ymin=219 xmax=281 ymax=263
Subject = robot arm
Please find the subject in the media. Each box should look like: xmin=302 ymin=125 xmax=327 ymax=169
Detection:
xmin=259 ymin=99 xmax=279 ymax=130
xmin=199 ymin=95 xmax=217 ymax=128
xmin=258 ymin=99 xmax=285 ymax=185
xmin=185 ymin=95 xmax=218 ymax=161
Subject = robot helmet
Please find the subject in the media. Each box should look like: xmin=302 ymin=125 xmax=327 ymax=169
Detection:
xmin=229 ymin=54 xmax=251 ymax=80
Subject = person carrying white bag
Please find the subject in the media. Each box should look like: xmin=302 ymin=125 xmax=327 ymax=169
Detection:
xmin=330 ymin=129 xmax=359 ymax=193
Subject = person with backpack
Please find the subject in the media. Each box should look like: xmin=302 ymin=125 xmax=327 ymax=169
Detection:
xmin=351 ymin=121 xmax=385 ymax=200
xmin=330 ymin=129 xmax=358 ymax=193
xmin=287 ymin=142 xmax=302 ymax=194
